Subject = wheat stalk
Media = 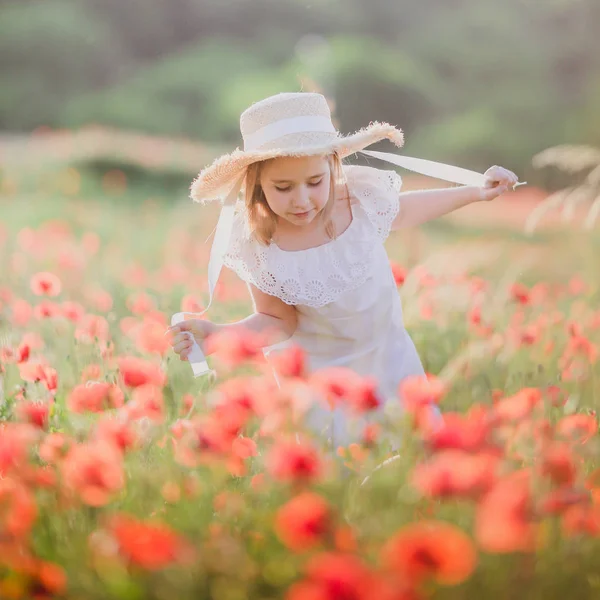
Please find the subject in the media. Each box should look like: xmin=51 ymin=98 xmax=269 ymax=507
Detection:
xmin=527 ymin=144 xmax=600 ymax=232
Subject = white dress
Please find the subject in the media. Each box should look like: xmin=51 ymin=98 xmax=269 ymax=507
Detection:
xmin=222 ymin=164 xmax=426 ymax=447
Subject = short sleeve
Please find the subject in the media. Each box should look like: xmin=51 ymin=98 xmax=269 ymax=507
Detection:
xmin=221 ymin=208 xmax=266 ymax=286
xmin=345 ymin=165 xmax=402 ymax=242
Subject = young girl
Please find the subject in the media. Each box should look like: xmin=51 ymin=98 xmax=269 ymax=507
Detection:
xmin=167 ymin=92 xmax=520 ymax=448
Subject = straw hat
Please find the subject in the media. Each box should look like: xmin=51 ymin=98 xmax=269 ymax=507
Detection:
xmin=190 ymin=91 xmax=405 ymax=203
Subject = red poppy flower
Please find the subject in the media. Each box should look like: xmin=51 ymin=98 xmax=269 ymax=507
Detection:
xmin=16 ymin=342 xmax=31 ymax=363
xmin=561 ymin=503 xmax=600 ymax=537
xmin=539 ymin=442 xmax=578 ymax=486
xmin=390 ymin=261 xmax=407 ymax=286
xmin=212 ymin=400 xmax=252 ymax=439
xmin=556 ymin=414 xmax=597 ymax=445
xmin=0 ymin=477 xmax=38 ymax=539
xmin=30 ymin=272 xmax=61 ymax=297
xmin=468 ymin=305 xmax=482 ymax=326
xmin=61 ymin=441 xmax=125 ymax=506
xmin=492 ymin=388 xmax=541 ymax=423
xmin=15 ymin=401 xmax=50 ymax=429
xmin=38 ymin=432 xmax=71 ymax=464
xmin=7 ymin=559 xmax=67 ymax=600
xmin=545 ymin=385 xmax=566 ymax=407
xmin=127 ymin=384 xmax=165 ymax=423
xmin=204 ymin=326 xmax=265 ymax=370
xmin=136 ymin=318 xmax=171 ymax=356
xmin=94 ymin=416 xmax=139 ymax=454
xmin=362 ymin=575 xmax=422 ymax=600
xmin=227 ymin=436 xmax=259 ymax=476
xmin=173 ymin=413 xmax=238 ymax=467
xmin=74 ymin=314 xmax=110 ymax=343
xmin=310 ymin=367 xmax=360 ymax=409
xmin=422 ymin=405 xmax=491 ymax=452
xmin=67 ymin=382 xmax=124 ymax=413
xmin=60 ymin=300 xmax=86 ymax=322
xmin=232 ymin=436 xmax=258 ymax=460
xmin=381 ymin=521 xmax=477 ymax=586
xmin=362 ymin=423 xmax=381 ymax=447
xmin=509 ymin=282 xmax=530 ymax=305
xmin=267 ymin=438 xmax=323 ymax=486
xmin=117 ymin=356 xmax=167 ymax=388
xmin=18 ymin=361 xmax=57 ymax=395
xmin=585 ymin=468 xmax=600 ymax=504
xmin=287 ymin=552 xmax=373 ymax=600
xmin=11 ymin=298 xmax=33 ymax=326
xmin=109 ymin=513 xmax=193 ymax=570
xmin=334 ymin=526 xmax=358 ymax=553
xmin=270 ymin=344 xmax=308 ymax=379
xmin=475 ymin=470 xmax=537 ymax=553
xmin=566 ymin=333 xmax=598 ymax=363
xmin=398 ymin=374 xmax=446 ymax=414
xmin=212 ymin=377 xmax=259 ymax=417
xmin=348 ymin=377 xmax=382 ymax=414
xmin=411 ymin=449 xmax=499 ymax=500
xmin=275 ymin=492 xmax=331 ymax=552
xmin=33 ymin=560 xmax=68 ymax=598
xmin=0 ymin=423 xmax=38 ymax=477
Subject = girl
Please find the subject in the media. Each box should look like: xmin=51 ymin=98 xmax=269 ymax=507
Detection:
xmin=167 ymin=92 xmax=520 ymax=448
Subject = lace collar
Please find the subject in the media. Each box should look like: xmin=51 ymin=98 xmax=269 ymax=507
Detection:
xmin=221 ymin=165 xmax=401 ymax=307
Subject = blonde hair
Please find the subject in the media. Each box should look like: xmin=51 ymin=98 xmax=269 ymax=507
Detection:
xmin=243 ymin=152 xmax=348 ymax=245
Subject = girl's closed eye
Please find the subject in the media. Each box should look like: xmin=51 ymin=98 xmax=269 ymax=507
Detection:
xmin=276 ymin=179 xmax=323 ymax=192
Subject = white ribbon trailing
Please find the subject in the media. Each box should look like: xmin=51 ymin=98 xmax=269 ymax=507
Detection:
xmin=174 ymin=150 xmax=525 ymax=377
xmin=361 ymin=150 xmax=491 ymax=187
xmin=170 ymin=174 xmax=244 ymax=378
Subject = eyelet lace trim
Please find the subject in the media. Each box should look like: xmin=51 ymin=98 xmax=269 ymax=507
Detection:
xmin=222 ymin=165 xmax=402 ymax=307
xmin=350 ymin=165 xmax=403 ymax=242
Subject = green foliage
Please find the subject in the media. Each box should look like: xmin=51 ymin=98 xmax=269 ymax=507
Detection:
xmin=1 ymin=0 xmax=600 ymax=168
xmin=0 ymin=0 xmax=121 ymax=129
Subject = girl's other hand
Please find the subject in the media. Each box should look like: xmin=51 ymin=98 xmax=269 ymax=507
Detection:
xmin=479 ymin=165 xmax=519 ymax=202
xmin=166 ymin=317 xmax=219 ymax=361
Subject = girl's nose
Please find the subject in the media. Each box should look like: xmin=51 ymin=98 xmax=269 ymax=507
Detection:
xmin=292 ymin=186 xmax=311 ymax=208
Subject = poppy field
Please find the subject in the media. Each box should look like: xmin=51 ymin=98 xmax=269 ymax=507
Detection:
xmin=1 ymin=132 xmax=600 ymax=599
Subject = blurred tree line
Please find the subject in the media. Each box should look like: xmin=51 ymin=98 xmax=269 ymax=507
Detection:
xmin=1 ymin=0 xmax=599 ymax=171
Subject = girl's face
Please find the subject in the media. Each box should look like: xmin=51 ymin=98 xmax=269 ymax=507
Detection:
xmin=260 ymin=155 xmax=331 ymax=227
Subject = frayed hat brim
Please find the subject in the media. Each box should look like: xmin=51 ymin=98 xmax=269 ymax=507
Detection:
xmin=190 ymin=121 xmax=404 ymax=203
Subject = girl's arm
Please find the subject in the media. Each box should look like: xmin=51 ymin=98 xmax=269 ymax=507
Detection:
xmin=392 ymin=185 xmax=482 ymax=230
xmin=218 ymin=283 xmax=297 ymax=345
xmin=392 ymin=165 xmax=519 ymax=230
xmin=168 ymin=284 xmax=297 ymax=360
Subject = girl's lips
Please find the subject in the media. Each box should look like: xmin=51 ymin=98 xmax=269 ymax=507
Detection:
xmin=292 ymin=209 xmax=312 ymax=218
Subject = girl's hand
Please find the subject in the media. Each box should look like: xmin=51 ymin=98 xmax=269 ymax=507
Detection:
xmin=166 ymin=317 xmax=219 ymax=361
xmin=478 ymin=165 xmax=520 ymax=202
